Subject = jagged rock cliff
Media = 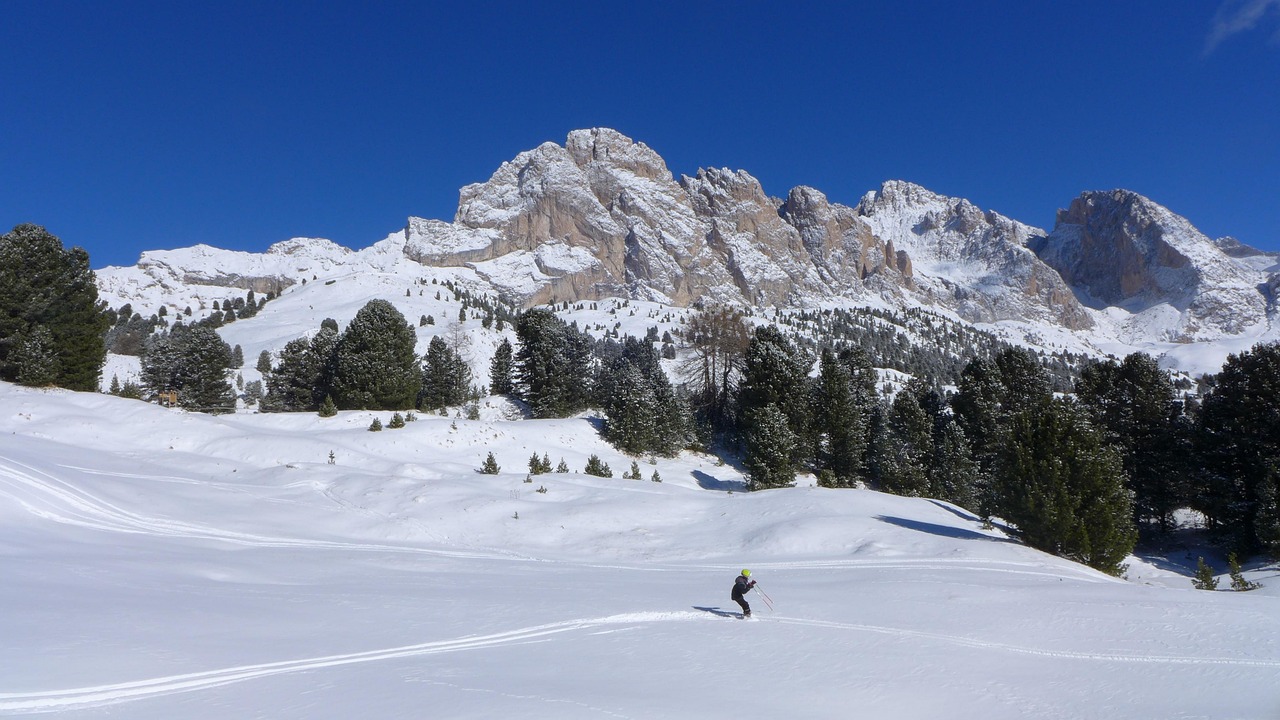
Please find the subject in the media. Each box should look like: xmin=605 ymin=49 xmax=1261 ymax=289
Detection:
xmin=399 ymin=129 xmax=1093 ymax=333
xmin=1033 ymin=190 xmax=1269 ymax=341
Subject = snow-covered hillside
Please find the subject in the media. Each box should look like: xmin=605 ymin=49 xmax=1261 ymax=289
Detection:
xmin=1 ymin=383 xmax=1277 ymax=719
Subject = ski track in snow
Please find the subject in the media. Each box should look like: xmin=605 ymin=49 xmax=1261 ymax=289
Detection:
xmin=0 ymin=457 xmax=533 ymax=562
xmin=3 ymin=610 xmax=1277 ymax=714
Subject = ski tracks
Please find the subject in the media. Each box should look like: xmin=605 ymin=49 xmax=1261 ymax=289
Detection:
xmin=0 ymin=456 xmax=531 ymax=562
xmin=0 ymin=612 xmax=698 ymax=714
xmin=3 ymin=609 xmax=1276 ymax=713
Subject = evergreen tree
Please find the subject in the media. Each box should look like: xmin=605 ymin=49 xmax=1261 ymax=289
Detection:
xmin=332 ymin=300 xmax=420 ymax=410
xmin=870 ymin=381 xmax=933 ymax=496
xmin=737 ymin=325 xmax=813 ymax=464
xmin=995 ymin=397 xmax=1136 ymax=575
xmin=318 ymin=394 xmax=337 ymax=417
xmin=556 ymin=458 xmax=570 ymax=473
xmin=1192 ymin=557 xmax=1218 ymax=590
xmin=1077 ymin=353 xmax=1190 ymax=535
xmin=10 ymin=325 xmax=60 ymax=386
xmin=1196 ymin=342 xmax=1280 ymax=555
xmin=952 ymin=349 xmax=1054 ymax=515
xmin=584 ymin=454 xmax=612 ymax=478
xmin=812 ymin=347 xmax=869 ymax=487
xmin=1227 ymin=552 xmax=1259 ymax=591
xmin=140 ymin=325 xmax=235 ymax=412
xmin=0 ymin=224 xmax=110 ymax=391
xmin=369 ymin=417 xmax=383 ymax=431
xmin=256 ymin=350 xmax=273 ymax=374
xmin=420 ymin=336 xmax=471 ymax=410
xmin=743 ymin=403 xmax=797 ymax=490
xmin=929 ymin=417 xmax=979 ymax=510
xmin=489 ymin=337 xmax=514 ymax=395
xmin=265 ymin=336 xmax=324 ymax=412
xmin=514 ymin=309 xmax=592 ymax=418
xmin=388 ymin=412 xmax=406 ymax=429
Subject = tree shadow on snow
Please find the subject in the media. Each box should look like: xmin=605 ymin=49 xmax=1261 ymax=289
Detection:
xmin=875 ymin=515 xmax=1016 ymax=544
xmin=692 ymin=470 xmax=747 ymax=492
xmin=692 ymin=606 xmax=740 ymax=619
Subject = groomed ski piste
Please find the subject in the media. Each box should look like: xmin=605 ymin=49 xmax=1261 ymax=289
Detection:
xmin=2 ymin=383 xmax=1277 ymax=719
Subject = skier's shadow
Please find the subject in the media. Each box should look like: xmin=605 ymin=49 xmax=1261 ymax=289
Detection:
xmin=692 ymin=606 xmax=740 ymax=619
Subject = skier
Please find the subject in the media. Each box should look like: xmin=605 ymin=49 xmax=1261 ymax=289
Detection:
xmin=731 ymin=569 xmax=756 ymax=617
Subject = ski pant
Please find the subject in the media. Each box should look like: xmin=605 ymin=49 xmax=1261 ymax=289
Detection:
xmin=732 ymin=592 xmax=750 ymax=615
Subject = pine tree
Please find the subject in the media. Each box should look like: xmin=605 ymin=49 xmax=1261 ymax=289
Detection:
xmin=480 ymin=452 xmax=500 ymax=474
xmin=1192 ymin=557 xmax=1218 ymax=590
xmin=929 ymin=417 xmax=979 ymax=510
xmin=995 ymin=397 xmax=1136 ymax=575
xmin=556 ymin=458 xmax=570 ymax=473
xmin=256 ymin=350 xmax=273 ymax=374
xmin=1228 ymin=552 xmax=1259 ymax=591
xmin=584 ymin=454 xmax=612 ymax=478
xmin=737 ymin=325 xmax=813 ymax=465
xmin=388 ymin=412 xmax=406 ymax=429
xmin=10 ymin=325 xmax=60 ymax=387
xmin=489 ymin=337 xmax=514 ymax=395
xmin=332 ymin=299 xmax=420 ymax=410
xmin=872 ymin=380 xmax=932 ymax=497
xmin=140 ymin=325 xmax=235 ymax=412
xmin=368 ymin=418 xmax=383 ymax=431
xmin=743 ymin=403 xmax=797 ymax=490
xmin=420 ymin=336 xmax=471 ymax=410
xmin=1196 ymin=342 xmax=1280 ymax=555
xmin=318 ymin=394 xmax=337 ymax=417
xmin=0 ymin=224 xmax=110 ymax=391
xmin=1077 ymin=353 xmax=1189 ymax=536
xmin=812 ymin=347 xmax=869 ymax=487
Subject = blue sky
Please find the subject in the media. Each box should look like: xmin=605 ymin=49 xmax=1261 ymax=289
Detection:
xmin=3 ymin=1 xmax=1278 ymax=268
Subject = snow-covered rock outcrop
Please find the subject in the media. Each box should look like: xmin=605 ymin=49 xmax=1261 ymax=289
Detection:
xmin=1033 ymin=190 xmax=1270 ymax=341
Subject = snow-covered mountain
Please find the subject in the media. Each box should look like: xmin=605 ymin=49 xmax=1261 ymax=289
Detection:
xmin=95 ymin=128 xmax=1279 ymax=376
xmin=1032 ymin=190 xmax=1275 ymax=343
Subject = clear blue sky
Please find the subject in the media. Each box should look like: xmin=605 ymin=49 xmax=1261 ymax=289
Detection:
xmin=3 ymin=1 xmax=1278 ymax=268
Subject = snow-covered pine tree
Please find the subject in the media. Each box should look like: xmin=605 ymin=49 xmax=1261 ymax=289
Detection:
xmin=0 ymin=224 xmax=110 ymax=391
xmin=744 ymin=402 xmax=797 ymax=490
xmin=332 ymin=299 xmax=420 ymax=410
xmin=489 ymin=337 xmax=514 ymax=395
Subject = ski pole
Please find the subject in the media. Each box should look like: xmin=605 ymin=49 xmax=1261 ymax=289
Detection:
xmin=754 ymin=584 xmax=775 ymax=612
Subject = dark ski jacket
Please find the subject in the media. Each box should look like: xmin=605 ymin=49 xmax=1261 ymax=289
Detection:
xmin=731 ymin=575 xmax=756 ymax=600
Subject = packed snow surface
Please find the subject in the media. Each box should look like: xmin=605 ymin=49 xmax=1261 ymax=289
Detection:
xmin=1 ymin=384 xmax=1277 ymax=719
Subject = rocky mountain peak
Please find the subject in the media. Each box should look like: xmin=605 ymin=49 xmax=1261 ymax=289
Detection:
xmin=1035 ymin=189 xmax=1268 ymax=341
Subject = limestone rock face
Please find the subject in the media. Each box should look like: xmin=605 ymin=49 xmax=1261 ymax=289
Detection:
xmin=403 ymin=129 xmax=1083 ymax=327
xmin=1035 ymin=190 xmax=1268 ymax=340
xmin=854 ymin=181 xmax=1092 ymax=329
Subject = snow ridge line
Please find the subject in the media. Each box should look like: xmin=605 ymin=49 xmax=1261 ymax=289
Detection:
xmin=771 ymin=617 xmax=1280 ymax=668
xmin=0 ymin=457 xmax=530 ymax=562
xmin=0 ymin=612 xmax=698 ymax=713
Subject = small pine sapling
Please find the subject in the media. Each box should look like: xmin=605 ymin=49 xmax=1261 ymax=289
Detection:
xmin=1192 ymin=557 xmax=1218 ymax=590
xmin=1228 ymin=553 xmax=1260 ymax=591
xmin=480 ymin=452 xmax=500 ymax=474
xmin=318 ymin=395 xmax=337 ymax=418
xmin=388 ymin=412 xmax=406 ymax=429
xmin=651 ymin=470 xmax=662 ymax=483
xmin=368 ymin=418 xmax=383 ymax=432
xmin=556 ymin=458 xmax=570 ymax=473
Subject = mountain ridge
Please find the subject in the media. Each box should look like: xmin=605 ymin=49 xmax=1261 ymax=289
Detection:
xmin=94 ymin=128 xmax=1279 ymax=376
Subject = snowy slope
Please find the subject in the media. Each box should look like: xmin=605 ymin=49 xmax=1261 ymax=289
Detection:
xmin=2 ymin=383 xmax=1278 ymax=719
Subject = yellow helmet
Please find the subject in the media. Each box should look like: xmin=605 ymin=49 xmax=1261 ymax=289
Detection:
xmin=741 ymin=569 xmax=751 ymax=577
